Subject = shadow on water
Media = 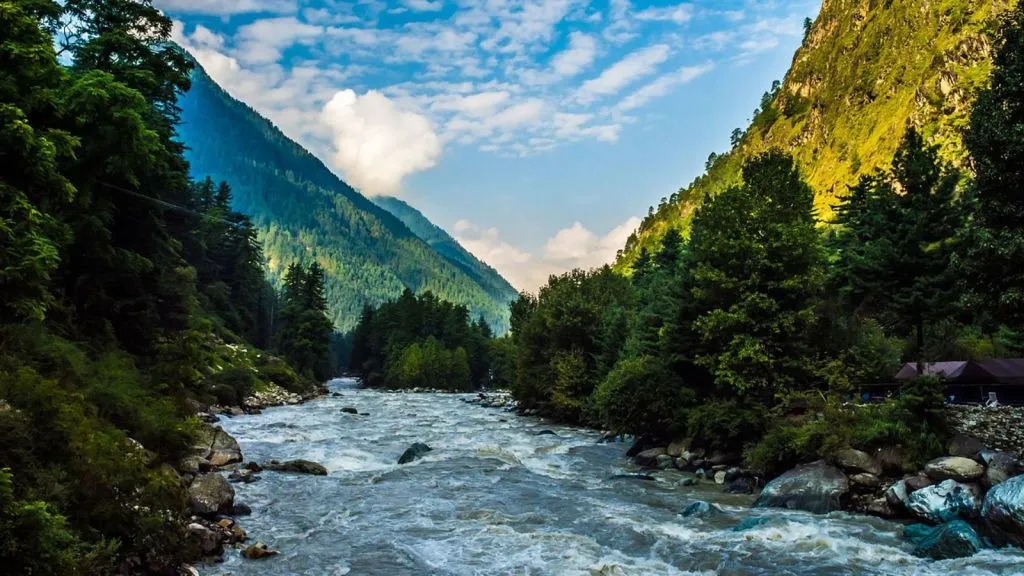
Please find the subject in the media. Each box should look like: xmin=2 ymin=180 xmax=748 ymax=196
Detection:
xmin=202 ymin=378 xmax=1024 ymax=576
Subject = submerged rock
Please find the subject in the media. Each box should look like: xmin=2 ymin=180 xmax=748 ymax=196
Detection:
xmin=188 ymin=473 xmax=235 ymax=517
xmin=609 ymin=473 xmax=656 ymax=482
xmin=680 ymin=500 xmax=721 ymax=518
xmin=242 ymin=542 xmax=279 ymax=560
xmin=924 ymin=457 xmax=985 ymax=483
xmin=398 ymin=442 xmax=433 ymax=464
xmin=753 ymin=460 xmax=849 ymax=514
xmin=340 ymin=407 xmax=359 ymax=414
xmin=982 ymin=474 xmax=1024 ymax=547
xmin=906 ymin=479 xmax=981 ymax=523
xmin=534 ymin=429 xmax=557 ymax=436
xmin=265 ymin=459 xmax=328 ymax=475
xmin=232 ymin=503 xmax=252 ymax=516
xmin=911 ymin=520 xmax=983 ymax=560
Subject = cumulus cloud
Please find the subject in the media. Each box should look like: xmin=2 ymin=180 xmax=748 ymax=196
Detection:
xmin=154 ymin=0 xmax=297 ymax=15
xmin=403 ymin=0 xmax=444 ymax=12
xmin=575 ymin=43 xmax=670 ymax=104
xmin=233 ymin=17 xmax=323 ymax=64
xmin=454 ymin=217 xmax=641 ymax=291
xmin=321 ymin=90 xmax=443 ymax=196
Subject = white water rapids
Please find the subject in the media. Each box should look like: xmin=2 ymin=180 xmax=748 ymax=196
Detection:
xmin=202 ymin=378 xmax=1024 ymax=575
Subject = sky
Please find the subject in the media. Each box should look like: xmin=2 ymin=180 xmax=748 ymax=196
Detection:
xmin=160 ymin=0 xmax=819 ymax=292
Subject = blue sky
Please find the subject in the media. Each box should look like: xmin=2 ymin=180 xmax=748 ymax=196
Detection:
xmin=161 ymin=0 xmax=818 ymax=291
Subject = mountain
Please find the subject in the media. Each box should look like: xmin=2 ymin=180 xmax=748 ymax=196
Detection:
xmin=617 ymin=0 xmax=1012 ymax=270
xmin=372 ymin=196 xmax=519 ymax=306
xmin=176 ymin=66 xmax=513 ymax=332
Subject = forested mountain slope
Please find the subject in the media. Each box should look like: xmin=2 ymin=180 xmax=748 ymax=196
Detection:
xmin=617 ymin=0 xmax=1014 ymax=270
xmin=372 ymin=196 xmax=519 ymax=308
xmin=176 ymin=66 xmax=512 ymax=332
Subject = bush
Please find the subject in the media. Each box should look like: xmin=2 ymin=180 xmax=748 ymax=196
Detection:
xmin=204 ymin=367 xmax=257 ymax=406
xmin=0 ymin=468 xmax=85 ymax=575
xmin=685 ymin=399 xmax=769 ymax=454
xmin=593 ymin=356 xmax=688 ymax=436
xmin=257 ymin=357 xmax=310 ymax=393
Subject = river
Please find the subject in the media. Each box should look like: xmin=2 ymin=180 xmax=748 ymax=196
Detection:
xmin=202 ymin=378 xmax=1024 ymax=575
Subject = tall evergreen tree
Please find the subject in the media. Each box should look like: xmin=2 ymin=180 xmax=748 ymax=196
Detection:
xmin=961 ymin=4 xmax=1024 ymax=335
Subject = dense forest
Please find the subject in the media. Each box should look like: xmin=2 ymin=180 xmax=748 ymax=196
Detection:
xmin=618 ymin=0 xmax=1009 ymax=270
xmin=0 ymin=1 xmax=331 ymax=572
xmin=503 ymin=4 xmax=1024 ymax=477
xmin=177 ymin=68 xmax=516 ymax=333
xmin=349 ymin=290 xmax=512 ymax=392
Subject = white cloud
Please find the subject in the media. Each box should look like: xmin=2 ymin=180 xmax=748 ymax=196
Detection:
xmin=403 ymin=0 xmax=444 ymax=12
xmin=321 ymin=89 xmax=443 ymax=195
xmin=154 ymin=0 xmax=296 ymax=16
xmin=233 ymin=17 xmax=323 ymax=64
xmin=575 ymin=43 xmax=670 ymax=104
xmin=634 ymin=3 xmax=695 ymax=24
xmin=617 ymin=62 xmax=713 ymax=111
xmin=454 ymin=217 xmax=641 ymax=291
xmin=551 ymin=31 xmax=597 ymax=77
xmin=431 ymin=91 xmax=511 ymax=116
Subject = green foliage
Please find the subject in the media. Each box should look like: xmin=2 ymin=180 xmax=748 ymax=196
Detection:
xmin=961 ymin=3 xmax=1024 ymax=334
xmin=0 ymin=468 xmax=86 ymax=575
xmin=351 ymin=289 xmax=492 ymax=390
xmin=687 ymin=151 xmax=825 ymax=396
xmin=385 ymin=336 xmax=472 ymax=391
xmin=204 ymin=367 xmax=257 ymax=407
xmin=593 ymin=356 xmax=687 ymax=437
xmin=686 ymin=400 xmax=769 ymax=455
xmin=276 ymin=262 xmax=334 ymax=382
xmin=620 ymin=0 xmax=1008 ymax=270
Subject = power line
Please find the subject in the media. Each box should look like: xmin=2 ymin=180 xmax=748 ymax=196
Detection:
xmin=97 ymin=179 xmax=245 ymax=228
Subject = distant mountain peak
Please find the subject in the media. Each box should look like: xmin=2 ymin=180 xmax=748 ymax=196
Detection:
xmin=177 ymin=64 xmax=514 ymax=332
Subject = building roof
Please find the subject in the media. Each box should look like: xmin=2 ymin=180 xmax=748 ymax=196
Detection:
xmin=895 ymin=359 xmax=1024 ymax=384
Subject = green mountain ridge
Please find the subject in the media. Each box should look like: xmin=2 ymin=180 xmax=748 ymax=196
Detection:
xmin=617 ymin=0 xmax=1014 ymax=271
xmin=372 ymin=195 xmax=519 ymax=304
xmin=176 ymin=65 xmax=513 ymax=332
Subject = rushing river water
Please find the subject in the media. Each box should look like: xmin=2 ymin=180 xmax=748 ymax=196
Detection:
xmin=204 ymin=378 xmax=1024 ymax=575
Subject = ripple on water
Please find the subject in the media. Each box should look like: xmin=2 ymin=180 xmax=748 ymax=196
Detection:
xmin=204 ymin=379 xmax=1024 ymax=576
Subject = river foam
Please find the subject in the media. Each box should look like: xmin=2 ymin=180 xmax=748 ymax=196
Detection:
xmin=201 ymin=378 xmax=1024 ymax=575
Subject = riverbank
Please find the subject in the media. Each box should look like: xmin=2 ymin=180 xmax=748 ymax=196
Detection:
xmin=177 ymin=383 xmax=330 ymax=573
xmin=192 ymin=381 xmax=1024 ymax=574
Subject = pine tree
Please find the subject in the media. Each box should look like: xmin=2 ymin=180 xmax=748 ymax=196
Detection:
xmin=961 ymin=4 xmax=1024 ymax=333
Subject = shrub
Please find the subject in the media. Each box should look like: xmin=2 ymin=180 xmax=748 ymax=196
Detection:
xmin=685 ymin=399 xmax=769 ymax=454
xmin=204 ymin=367 xmax=257 ymax=406
xmin=593 ymin=356 xmax=688 ymax=437
xmin=257 ymin=357 xmax=310 ymax=393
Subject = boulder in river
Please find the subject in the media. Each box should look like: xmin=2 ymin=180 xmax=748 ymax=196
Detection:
xmin=264 ymin=459 xmax=328 ymax=475
xmin=188 ymin=473 xmax=235 ymax=517
xmin=850 ymin=473 xmax=882 ymax=491
xmin=625 ymin=434 xmax=658 ymax=458
xmin=186 ymin=424 xmax=242 ymax=469
xmin=924 ymin=457 xmax=985 ymax=483
xmin=242 ymin=542 xmax=279 ymax=560
xmin=906 ymin=479 xmax=981 ymax=523
xmin=680 ymin=500 xmax=721 ymax=518
xmin=875 ymin=445 xmax=905 ymax=476
xmin=981 ymin=473 xmax=1024 ymax=547
xmin=656 ymin=454 xmax=674 ymax=470
xmin=634 ymin=447 xmax=667 ymax=468
xmin=725 ymin=477 xmax=756 ymax=494
xmin=666 ymin=438 xmax=691 ymax=458
xmin=232 ymin=503 xmax=252 ymax=516
xmin=714 ymin=470 xmax=727 ymax=485
xmin=534 ymin=429 xmax=557 ymax=436
xmin=980 ymin=450 xmax=1021 ymax=488
xmin=911 ymin=520 xmax=983 ymax=560
xmin=947 ymin=435 xmax=985 ymax=460
xmin=753 ymin=460 xmax=849 ymax=515
xmin=340 ymin=407 xmax=359 ymax=414
xmin=835 ymin=448 xmax=881 ymax=476
xmin=398 ymin=442 xmax=433 ymax=464
xmin=187 ymin=523 xmax=221 ymax=556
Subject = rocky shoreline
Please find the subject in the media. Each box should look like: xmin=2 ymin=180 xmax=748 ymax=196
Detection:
xmin=176 ymin=384 xmax=328 ymax=574
xmin=464 ymin=391 xmax=1024 ymax=562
